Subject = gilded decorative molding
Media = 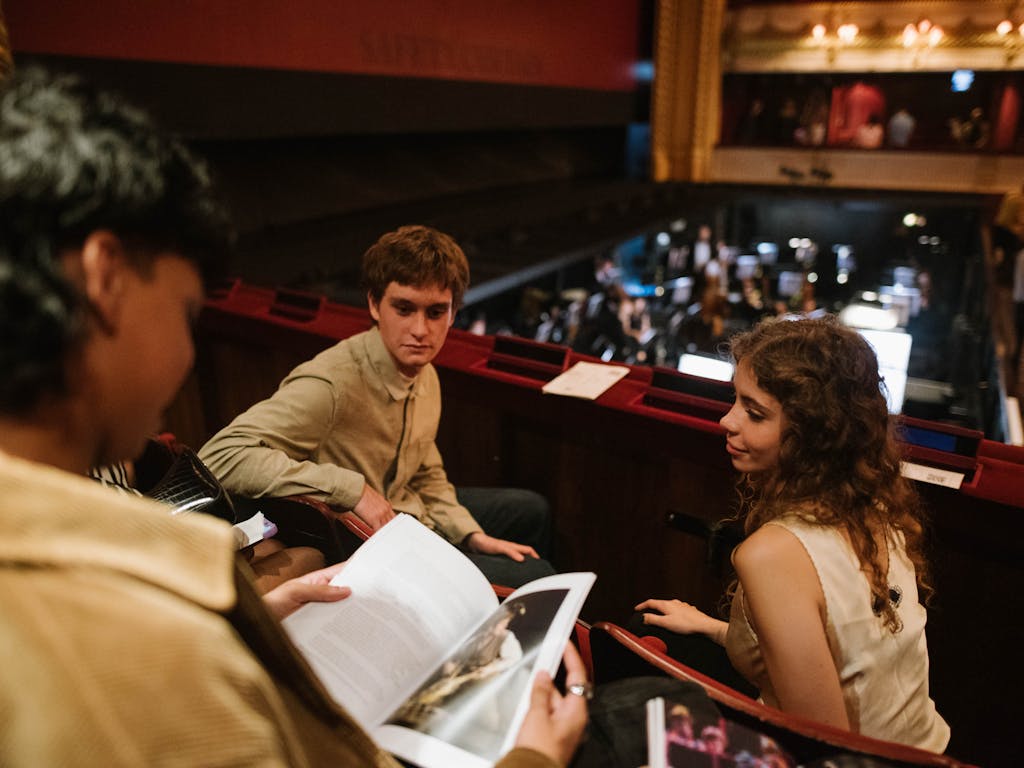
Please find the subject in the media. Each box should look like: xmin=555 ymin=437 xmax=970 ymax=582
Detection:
xmin=651 ymin=0 xmax=682 ymax=181
xmin=651 ymin=0 xmax=726 ymax=182
xmin=724 ymin=0 xmax=1024 ymax=72
xmin=692 ymin=0 xmax=726 ymax=180
xmin=711 ymin=146 xmax=1024 ymax=195
xmin=0 ymin=4 xmax=11 ymax=81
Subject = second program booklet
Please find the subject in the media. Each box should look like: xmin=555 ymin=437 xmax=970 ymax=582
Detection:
xmin=283 ymin=513 xmax=595 ymax=768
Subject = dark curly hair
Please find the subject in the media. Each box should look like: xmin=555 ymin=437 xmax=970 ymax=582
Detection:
xmin=728 ymin=316 xmax=930 ymax=632
xmin=361 ymin=225 xmax=470 ymax=308
xmin=0 ymin=67 xmax=231 ymax=414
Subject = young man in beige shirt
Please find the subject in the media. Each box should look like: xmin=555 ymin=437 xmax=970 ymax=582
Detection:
xmin=200 ymin=226 xmax=554 ymax=587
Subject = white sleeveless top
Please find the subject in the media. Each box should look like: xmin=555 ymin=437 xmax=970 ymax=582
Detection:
xmin=725 ymin=516 xmax=950 ymax=752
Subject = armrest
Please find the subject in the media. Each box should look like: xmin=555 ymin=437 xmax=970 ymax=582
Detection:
xmin=276 ymin=495 xmax=373 ymax=542
xmin=491 ymin=584 xmax=515 ymax=600
xmin=589 ymin=621 xmax=973 ymax=768
xmin=240 ymin=494 xmax=371 ymax=564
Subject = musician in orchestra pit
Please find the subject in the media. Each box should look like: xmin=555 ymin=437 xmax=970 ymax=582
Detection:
xmin=199 ymin=225 xmax=555 ymax=587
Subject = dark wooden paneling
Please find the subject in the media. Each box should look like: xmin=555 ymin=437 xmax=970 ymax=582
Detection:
xmin=918 ymin=484 xmax=1024 ymax=765
xmin=16 ymin=55 xmax=635 ymax=140
xmin=433 ymin=361 xmax=737 ymax=624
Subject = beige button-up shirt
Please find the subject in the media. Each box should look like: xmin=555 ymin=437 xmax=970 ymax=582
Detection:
xmin=200 ymin=327 xmax=482 ymax=544
xmin=0 ymin=451 xmax=395 ymax=767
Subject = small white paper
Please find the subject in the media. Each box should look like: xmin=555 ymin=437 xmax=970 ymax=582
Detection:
xmin=646 ymin=697 xmax=667 ymax=768
xmin=541 ymin=361 xmax=630 ymax=400
xmin=899 ymin=461 xmax=965 ymax=490
xmin=233 ymin=511 xmax=267 ymax=549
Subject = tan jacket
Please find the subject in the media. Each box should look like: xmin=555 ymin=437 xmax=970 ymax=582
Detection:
xmin=199 ymin=327 xmax=482 ymax=543
xmin=0 ymin=452 xmax=552 ymax=768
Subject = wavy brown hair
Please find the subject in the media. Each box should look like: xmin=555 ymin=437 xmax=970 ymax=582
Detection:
xmin=728 ymin=316 xmax=931 ymax=632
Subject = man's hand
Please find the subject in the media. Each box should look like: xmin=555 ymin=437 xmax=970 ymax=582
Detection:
xmin=262 ymin=562 xmax=350 ymax=621
xmin=514 ymin=643 xmax=589 ymax=767
xmin=465 ymin=532 xmax=539 ymax=562
xmin=633 ymin=598 xmax=728 ymax=645
xmin=351 ymin=482 xmax=395 ymax=530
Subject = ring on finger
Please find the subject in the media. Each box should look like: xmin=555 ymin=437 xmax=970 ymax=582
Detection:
xmin=567 ymin=682 xmax=595 ymax=700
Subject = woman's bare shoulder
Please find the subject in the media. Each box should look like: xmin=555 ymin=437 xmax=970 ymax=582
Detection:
xmin=734 ymin=522 xmax=825 ymax=601
xmin=734 ymin=522 xmax=807 ymax=571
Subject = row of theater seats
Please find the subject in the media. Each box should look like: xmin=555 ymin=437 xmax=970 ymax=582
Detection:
xmin=137 ymin=434 xmax=974 ymax=768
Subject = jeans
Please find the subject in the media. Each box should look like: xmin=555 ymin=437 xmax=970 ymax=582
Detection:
xmin=456 ymin=486 xmax=556 ymax=588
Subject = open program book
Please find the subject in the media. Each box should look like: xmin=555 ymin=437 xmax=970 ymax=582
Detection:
xmin=283 ymin=514 xmax=595 ymax=768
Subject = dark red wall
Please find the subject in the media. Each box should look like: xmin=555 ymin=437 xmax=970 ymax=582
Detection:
xmin=4 ymin=0 xmax=639 ymax=92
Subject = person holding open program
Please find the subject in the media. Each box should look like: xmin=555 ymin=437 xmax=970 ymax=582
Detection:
xmin=200 ymin=225 xmax=555 ymax=587
xmin=0 ymin=65 xmax=587 ymax=767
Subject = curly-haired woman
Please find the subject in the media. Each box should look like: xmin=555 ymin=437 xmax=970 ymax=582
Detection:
xmin=638 ymin=316 xmax=949 ymax=752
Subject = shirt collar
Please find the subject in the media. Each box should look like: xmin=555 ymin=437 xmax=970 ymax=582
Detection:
xmin=0 ymin=452 xmax=237 ymax=611
xmin=363 ymin=326 xmax=427 ymax=401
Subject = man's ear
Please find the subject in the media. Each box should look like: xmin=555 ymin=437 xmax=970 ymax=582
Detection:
xmin=367 ymin=291 xmax=381 ymax=323
xmin=80 ymin=230 xmax=129 ymax=335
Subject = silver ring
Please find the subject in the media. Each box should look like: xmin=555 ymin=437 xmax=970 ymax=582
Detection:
xmin=567 ymin=682 xmax=594 ymax=700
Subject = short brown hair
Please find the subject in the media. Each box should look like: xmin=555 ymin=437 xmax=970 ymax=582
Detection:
xmin=361 ymin=225 xmax=470 ymax=307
